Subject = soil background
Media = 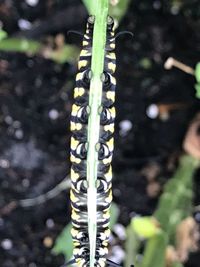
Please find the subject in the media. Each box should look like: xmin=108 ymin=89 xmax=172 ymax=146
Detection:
xmin=0 ymin=0 xmax=200 ymax=266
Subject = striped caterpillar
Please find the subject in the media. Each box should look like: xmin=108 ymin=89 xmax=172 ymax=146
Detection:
xmin=69 ymin=15 xmax=116 ymax=267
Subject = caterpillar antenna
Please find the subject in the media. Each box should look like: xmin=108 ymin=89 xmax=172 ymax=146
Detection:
xmin=106 ymin=259 xmax=121 ymax=267
xmin=106 ymin=259 xmax=134 ymax=267
xmin=60 ymin=258 xmax=76 ymax=267
xmin=67 ymin=30 xmax=84 ymax=37
xmin=115 ymin=31 xmax=134 ymax=40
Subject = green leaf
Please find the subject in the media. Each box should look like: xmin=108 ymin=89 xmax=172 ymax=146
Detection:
xmin=0 ymin=38 xmax=41 ymax=53
xmin=140 ymin=232 xmax=167 ymax=267
xmin=0 ymin=38 xmax=78 ymax=64
xmin=131 ymin=217 xmax=160 ymax=238
xmin=195 ymin=62 xmax=200 ymax=83
xmin=110 ymin=202 xmax=120 ymax=229
xmin=125 ymin=224 xmax=142 ymax=267
xmin=154 ymin=155 xmax=199 ymax=240
xmin=109 ymin=0 xmax=131 ymax=22
xmin=85 ymin=2 xmax=109 ymax=267
xmin=139 ymin=58 xmax=152 ymax=70
xmin=82 ymin=0 xmax=91 ymax=13
xmin=195 ymin=83 xmax=200 ymax=99
xmin=49 ymin=45 xmax=79 ymax=64
xmin=82 ymin=0 xmax=131 ymax=22
xmin=52 ymin=223 xmax=73 ymax=260
xmin=171 ymin=262 xmax=184 ymax=267
xmin=0 ymin=30 xmax=7 ymax=41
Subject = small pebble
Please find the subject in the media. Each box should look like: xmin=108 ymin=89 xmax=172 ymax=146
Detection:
xmin=13 ymin=120 xmax=21 ymax=128
xmin=18 ymin=257 xmax=26 ymax=264
xmin=109 ymin=245 xmax=125 ymax=263
xmin=108 ymin=233 xmax=114 ymax=244
xmin=0 ymin=159 xmax=10 ymax=168
xmin=26 ymin=59 xmax=34 ymax=68
xmin=18 ymin=19 xmax=32 ymax=30
xmin=146 ymin=104 xmax=159 ymax=119
xmin=60 ymin=92 xmax=68 ymax=101
xmin=146 ymin=182 xmax=161 ymax=198
xmin=153 ymin=1 xmax=161 ymax=9
xmin=4 ymin=116 xmax=13 ymax=125
xmin=15 ymin=129 xmax=24 ymax=139
xmin=43 ymin=236 xmax=53 ymax=248
xmin=35 ymin=77 xmax=42 ymax=88
xmin=113 ymin=188 xmax=121 ymax=197
xmin=119 ymin=120 xmax=132 ymax=136
xmin=49 ymin=109 xmax=59 ymax=120
xmin=46 ymin=218 xmax=55 ymax=229
xmin=113 ymin=224 xmax=126 ymax=240
xmin=160 ymin=112 xmax=170 ymax=121
xmin=0 ymin=218 xmax=4 ymax=227
xmin=51 ymin=77 xmax=58 ymax=85
xmin=171 ymin=5 xmax=180 ymax=15
xmin=194 ymin=212 xmax=200 ymax=223
xmin=26 ymin=0 xmax=39 ymax=6
xmin=22 ymin=179 xmax=30 ymax=188
xmin=1 ymin=239 xmax=13 ymax=250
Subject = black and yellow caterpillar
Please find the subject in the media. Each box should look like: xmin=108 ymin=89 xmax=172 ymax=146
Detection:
xmin=69 ymin=15 xmax=116 ymax=267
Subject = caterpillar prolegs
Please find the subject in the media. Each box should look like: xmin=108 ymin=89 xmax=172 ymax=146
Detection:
xmin=69 ymin=16 xmax=116 ymax=267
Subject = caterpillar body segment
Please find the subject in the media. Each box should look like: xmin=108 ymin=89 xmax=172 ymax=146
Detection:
xmin=69 ymin=16 xmax=117 ymax=267
xmin=70 ymin=16 xmax=94 ymax=266
xmin=95 ymin=16 xmax=116 ymax=266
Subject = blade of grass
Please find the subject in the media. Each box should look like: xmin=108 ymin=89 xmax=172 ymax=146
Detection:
xmin=86 ymin=1 xmax=109 ymax=267
xmin=125 ymin=225 xmax=141 ymax=267
xmin=154 ymin=155 xmax=199 ymax=240
xmin=109 ymin=0 xmax=131 ymax=22
xmin=140 ymin=232 xmax=167 ymax=267
xmin=83 ymin=0 xmax=131 ymax=22
xmin=0 ymin=38 xmax=41 ymax=53
xmin=0 ymin=38 xmax=78 ymax=64
xmin=82 ymin=0 xmax=91 ymax=14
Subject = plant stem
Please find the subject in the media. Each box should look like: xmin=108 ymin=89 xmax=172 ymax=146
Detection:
xmin=154 ymin=155 xmax=199 ymax=239
xmin=164 ymin=57 xmax=194 ymax=75
xmin=86 ymin=1 xmax=109 ymax=267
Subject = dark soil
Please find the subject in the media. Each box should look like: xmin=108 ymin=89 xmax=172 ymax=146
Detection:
xmin=0 ymin=0 xmax=200 ymax=266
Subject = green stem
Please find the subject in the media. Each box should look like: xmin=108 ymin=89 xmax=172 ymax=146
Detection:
xmin=86 ymin=1 xmax=109 ymax=267
xmin=0 ymin=38 xmax=41 ymax=53
xmin=154 ymin=155 xmax=199 ymax=238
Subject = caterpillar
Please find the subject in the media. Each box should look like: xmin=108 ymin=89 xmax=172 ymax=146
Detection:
xmin=69 ymin=15 xmax=116 ymax=267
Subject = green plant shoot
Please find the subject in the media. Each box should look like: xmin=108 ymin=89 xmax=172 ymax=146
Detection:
xmin=85 ymin=1 xmax=109 ymax=267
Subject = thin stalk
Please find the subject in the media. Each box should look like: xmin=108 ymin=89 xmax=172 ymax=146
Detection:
xmin=86 ymin=1 xmax=109 ymax=267
xmin=164 ymin=57 xmax=195 ymax=75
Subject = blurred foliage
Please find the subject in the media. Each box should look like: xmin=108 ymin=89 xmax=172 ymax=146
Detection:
xmin=172 ymin=263 xmax=184 ymax=267
xmin=48 ymin=45 xmax=79 ymax=64
xmin=126 ymin=155 xmax=199 ymax=267
xmin=125 ymin=224 xmax=141 ymax=267
xmin=131 ymin=217 xmax=160 ymax=238
xmin=52 ymin=202 xmax=119 ymax=260
xmin=0 ymin=29 xmax=7 ymax=41
xmin=138 ymin=58 xmax=152 ymax=70
xmin=109 ymin=0 xmax=131 ymax=23
xmin=0 ymin=38 xmax=41 ymax=54
xmin=141 ymin=232 xmax=167 ymax=267
xmin=194 ymin=62 xmax=200 ymax=99
xmin=0 ymin=36 xmax=78 ymax=64
xmin=0 ymin=0 xmax=131 ymax=62
xmin=154 ymin=155 xmax=198 ymax=239
xmin=52 ymin=223 xmax=73 ymax=261
xmin=82 ymin=0 xmax=131 ymax=23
